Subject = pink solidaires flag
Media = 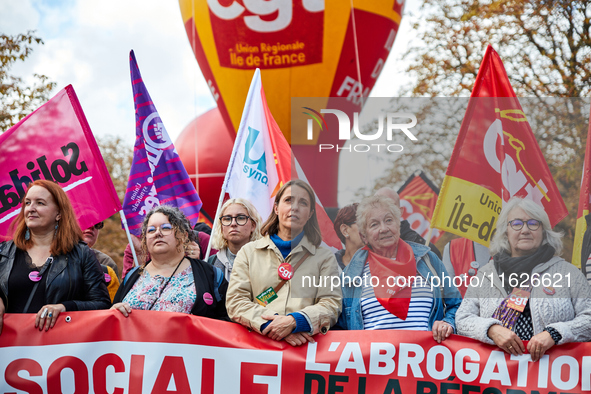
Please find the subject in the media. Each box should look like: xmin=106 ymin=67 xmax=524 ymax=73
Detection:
xmin=0 ymin=85 xmax=121 ymax=238
xmin=123 ymin=51 xmax=202 ymax=235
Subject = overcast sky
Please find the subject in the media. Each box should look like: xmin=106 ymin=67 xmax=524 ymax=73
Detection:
xmin=2 ymin=0 xmax=418 ymax=205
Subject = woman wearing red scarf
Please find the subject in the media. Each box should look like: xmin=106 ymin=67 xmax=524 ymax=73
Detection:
xmin=338 ymin=195 xmax=461 ymax=342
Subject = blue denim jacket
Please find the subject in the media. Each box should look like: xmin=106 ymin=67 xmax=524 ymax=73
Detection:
xmin=338 ymin=241 xmax=462 ymax=331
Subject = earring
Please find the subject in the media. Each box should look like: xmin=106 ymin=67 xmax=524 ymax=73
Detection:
xmin=25 ymin=227 xmax=30 ymax=241
xmin=55 ymin=222 xmax=59 ymax=231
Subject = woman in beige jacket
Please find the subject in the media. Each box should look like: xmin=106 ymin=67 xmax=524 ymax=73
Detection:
xmin=226 ymin=180 xmax=342 ymax=346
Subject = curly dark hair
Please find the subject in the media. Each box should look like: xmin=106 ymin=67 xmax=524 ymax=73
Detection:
xmin=139 ymin=205 xmax=192 ymax=267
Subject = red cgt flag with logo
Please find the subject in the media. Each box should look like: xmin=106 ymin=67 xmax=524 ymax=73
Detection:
xmin=398 ymin=171 xmax=443 ymax=244
xmin=431 ymin=46 xmax=567 ymax=247
xmin=572 ymin=105 xmax=591 ymax=269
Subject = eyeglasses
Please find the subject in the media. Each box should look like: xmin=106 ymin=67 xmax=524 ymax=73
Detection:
xmin=146 ymin=223 xmax=174 ymax=236
xmin=220 ymin=215 xmax=250 ymax=226
xmin=93 ymin=222 xmax=104 ymax=230
xmin=508 ymin=219 xmax=541 ymax=231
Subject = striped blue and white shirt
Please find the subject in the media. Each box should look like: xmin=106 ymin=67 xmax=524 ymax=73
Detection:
xmin=360 ymin=263 xmax=433 ymax=330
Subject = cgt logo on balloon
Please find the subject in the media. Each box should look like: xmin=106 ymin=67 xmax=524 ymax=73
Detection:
xmin=303 ymin=108 xmax=418 ymax=153
xmin=208 ymin=0 xmax=324 ymax=69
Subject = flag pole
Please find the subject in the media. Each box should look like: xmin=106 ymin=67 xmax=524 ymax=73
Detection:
xmin=205 ymin=68 xmax=261 ymax=260
xmin=424 ymin=227 xmax=433 ymax=246
xmin=120 ymin=210 xmax=140 ymax=267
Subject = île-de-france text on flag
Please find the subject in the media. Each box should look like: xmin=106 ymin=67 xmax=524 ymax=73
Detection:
xmin=431 ymin=46 xmax=567 ymax=247
xmin=398 ymin=171 xmax=443 ymax=244
xmin=0 ymin=85 xmax=121 ymax=237
xmin=226 ymin=69 xmax=341 ymax=249
xmin=572 ymin=105 xmax=591 ymax=269
xmin=123 ymin=51 xmax=202 ymax=235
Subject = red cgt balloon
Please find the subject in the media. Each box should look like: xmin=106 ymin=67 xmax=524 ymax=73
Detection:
xmin=178 ymin=0 xmax=405 ymax=206
xmin=175 ymin=107 xmax=233 ymax=221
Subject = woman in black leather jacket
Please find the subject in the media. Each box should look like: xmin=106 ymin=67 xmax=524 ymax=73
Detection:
xmin=0 ymin=180 xmax=110 ymax=333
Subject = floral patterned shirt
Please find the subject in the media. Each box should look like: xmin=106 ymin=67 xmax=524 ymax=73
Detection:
xmin=122 ymin=266 xmax=196 ymax=313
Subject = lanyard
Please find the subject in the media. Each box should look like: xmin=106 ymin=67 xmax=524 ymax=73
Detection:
xmin=147 ymin=257 xmax=185 ymax=311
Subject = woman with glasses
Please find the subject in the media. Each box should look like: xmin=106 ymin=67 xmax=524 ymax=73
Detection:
xmin=121 ymin=224 xmax=208 ymax=279
xmin=208 ymin=198 xmax=262 ymax=281
xmin=111 ymin=205 xmax=228 ymax=320
xmin=456 ymin=197 xmax=591 ymax=361
xmin=0 ymin=180 xmax=110 ymax=334
xmin=226 ymin=180 xmax=342 ymax=347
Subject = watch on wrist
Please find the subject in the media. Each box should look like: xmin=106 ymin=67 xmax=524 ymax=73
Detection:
xmin=543 ymin=326 xmax=562 ymax=345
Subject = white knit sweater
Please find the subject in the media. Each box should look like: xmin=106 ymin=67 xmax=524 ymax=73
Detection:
xmin=456 ymin=256 xmax=591 ymax=345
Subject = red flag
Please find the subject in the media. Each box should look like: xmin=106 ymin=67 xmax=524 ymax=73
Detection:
xmin=197 ymin=212 xmax=214 ymax=228
xmin=398 ymin=172 xmax=443 ymax=244
xmin=366 ymin=242 xmax=416 ymax=320
xmin=572 ymin=106 xmax=591 ymax=268
xmin=0 ymin=86 xmax=121 ymax=237
xmin=431 ymin=46 xmax=567 ymax=246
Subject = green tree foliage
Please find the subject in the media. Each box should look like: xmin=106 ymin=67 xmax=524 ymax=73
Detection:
xmin=0 ymin=32 xmax=133 ymax=269
xmin=378 ymin=0 xmax=591 ymax=259
xmin=403 ymin=0 xmax=591 ymax=98
xmin=0 ymin=31 xmax=56 ymax=132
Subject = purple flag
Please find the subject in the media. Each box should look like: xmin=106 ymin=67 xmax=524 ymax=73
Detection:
xmin=123 ymin=50 xmax=202 ymax=235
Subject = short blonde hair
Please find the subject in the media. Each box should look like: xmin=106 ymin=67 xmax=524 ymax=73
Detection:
xmin=356 ymin=195 xmax=401 ymax=239
xmin=212 ymin=198 xmax=262 ymax=249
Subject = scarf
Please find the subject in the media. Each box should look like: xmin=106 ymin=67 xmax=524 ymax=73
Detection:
xmin=491 ymin=243 xmax=555 ymax=331
xmin=366 ymin=240 xmax=417 ymax=320
xmin=270 ymin=232 xmax=305 ymax=259
xmin=493 ymin=243 xmax=555 ymax=292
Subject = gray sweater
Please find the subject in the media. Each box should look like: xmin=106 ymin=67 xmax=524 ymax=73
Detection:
xmin=456 ymin=256 xmax=591 ymax=345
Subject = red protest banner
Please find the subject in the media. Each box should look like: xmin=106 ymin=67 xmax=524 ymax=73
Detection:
xmin=1 ymin=310 xmax=589 ymax=393
xmin=431 ymin=46 xmax=567 ymax=247
xmin=0 ymin=86 xmax=121 ymax=237
xmin=398 ymin=171 xmax=443 ymax=244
